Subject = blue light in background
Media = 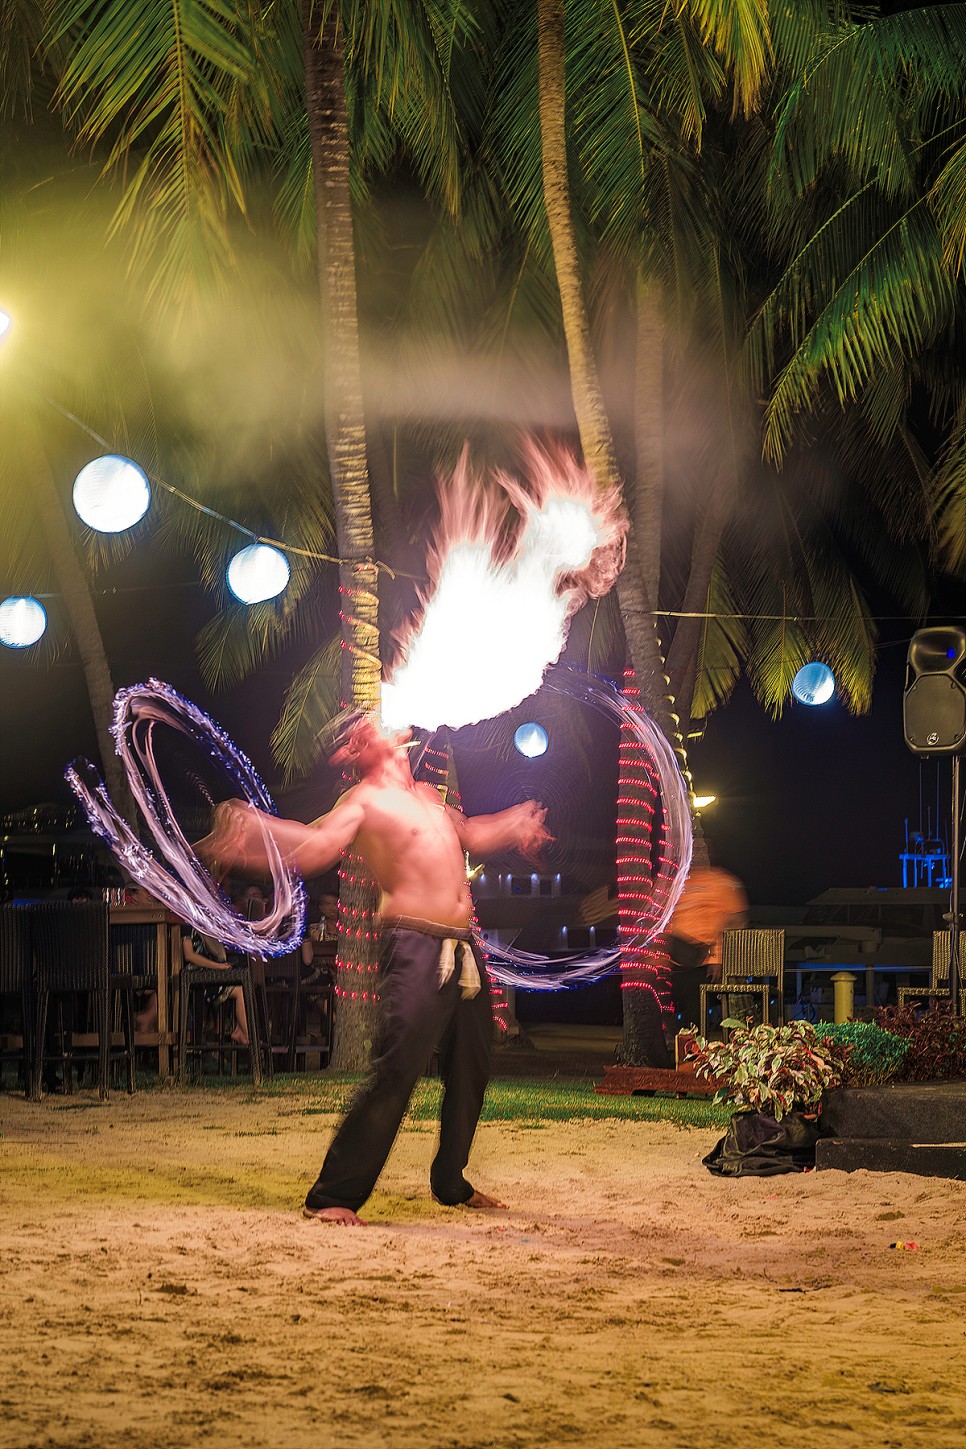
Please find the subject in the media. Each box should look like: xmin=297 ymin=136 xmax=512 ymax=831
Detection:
xmin=514 ymin=722 xmax=549 ymax=758
xmin=791 ymin=661 xmax=835 ymax=706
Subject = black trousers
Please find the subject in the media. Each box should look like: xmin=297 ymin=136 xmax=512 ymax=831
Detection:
xmin=304 ymin=924 xmax=492 ymax=1213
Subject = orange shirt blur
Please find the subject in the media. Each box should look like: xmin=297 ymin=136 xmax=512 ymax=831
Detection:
xmin=669 ymin=867 xmax=748 ymax=967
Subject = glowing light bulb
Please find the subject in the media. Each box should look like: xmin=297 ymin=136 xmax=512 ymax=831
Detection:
xmin=0 ymin=596 xmax=47 ymax=648
xmin=0 ymin=309 xmax=11 ymax=340
xmin=514 ymin=722 xmax=549 ymax=758
xmin=226 ymin=543 xmax=290 ymax=604
xmin=791 ymin=662 xmax=835 ymax=706
xmin=73 ymin=455 xmax=151 ymax=533
xmin=693 ymin=793 xmax=717 ymax=809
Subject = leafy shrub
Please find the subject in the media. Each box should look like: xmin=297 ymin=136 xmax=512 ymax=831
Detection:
xmin=871 ymin=1004 xmax=966 ymax=1082
xmin=814 ymin=1021 xmax=909 ymax=1087
xmin=687 ymin=1019 xmax=848 ymax=1119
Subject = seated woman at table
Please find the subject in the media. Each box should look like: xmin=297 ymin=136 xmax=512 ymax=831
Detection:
xmin=181 ymin=927 xmax=250 ymax=1047
xmin=134 ymin=926 xmax=249 ymax=1047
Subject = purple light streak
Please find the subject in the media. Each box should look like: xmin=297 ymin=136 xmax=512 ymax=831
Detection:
xmin=66 ymin=679 xmax=305 ymax=957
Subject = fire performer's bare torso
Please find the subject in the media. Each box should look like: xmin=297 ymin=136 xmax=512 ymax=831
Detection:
xmin=212 ymin=718 xmax=546 ymax=930
xmin=348 ymin=778 xmax=474 ymax=929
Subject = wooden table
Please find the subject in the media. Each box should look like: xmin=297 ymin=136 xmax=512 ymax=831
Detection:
xmin=109 ymin=905 xmax=183 ymax=1077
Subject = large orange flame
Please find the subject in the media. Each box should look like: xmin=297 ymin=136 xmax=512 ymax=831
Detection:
xmin=382 ymin=442 xmax=627 ymax=731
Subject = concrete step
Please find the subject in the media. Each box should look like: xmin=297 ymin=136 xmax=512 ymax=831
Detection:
xmin=822 ymin=1079 xmax=966 ymax=1143
xmin=816 ymin=1136 xmax=966 ymax=1180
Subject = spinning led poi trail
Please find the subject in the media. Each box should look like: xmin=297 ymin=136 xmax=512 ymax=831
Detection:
xmin=66 ymin=443 xmax=692 ymax=980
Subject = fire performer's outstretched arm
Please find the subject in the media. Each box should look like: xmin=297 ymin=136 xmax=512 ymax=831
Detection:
xmin=447 ymin=800 xmax=551 ymax=862
xmin=200 ymin=792 xmax=365 ymax=881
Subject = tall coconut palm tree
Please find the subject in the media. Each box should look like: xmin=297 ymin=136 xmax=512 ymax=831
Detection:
xmin=35 ymin=0 xmax=480 ymax=1067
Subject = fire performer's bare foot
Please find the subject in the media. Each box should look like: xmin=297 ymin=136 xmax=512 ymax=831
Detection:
xmin=434 ymin=1189 xmax=507 ymax=1211
xmin=302 ymin=1206 xmax=367 ymax=1226
xmin=465 ymin=1189 xmax=507 ymax=1210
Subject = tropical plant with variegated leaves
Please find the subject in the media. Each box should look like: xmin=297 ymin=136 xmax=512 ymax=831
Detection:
xmin=688 ymin=1019 xmax=848 ymax=1120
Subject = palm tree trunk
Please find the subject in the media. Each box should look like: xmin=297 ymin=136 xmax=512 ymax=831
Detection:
xmin=535 ymin=0 xmax=677 ymax=738
xmin=26 ymin=424 xmax=138 ymax=828
xmin=633 ymin=275 xmax=665 ymax=604
xmin=303 ymin=0 xmax=380 ymax=1070
xmin=536 ymin=0 xmax=691 ymax=1064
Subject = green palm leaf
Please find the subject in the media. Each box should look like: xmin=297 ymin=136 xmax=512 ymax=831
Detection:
xmin=689 ymin=558 xmax=748 ymax=718
xmin=754 ymin=199 xmax=953 ymax=462
xmin=679 ymin=0 xmax=771 ymax=119
xmin=770 ymin=7 xmax=966 ymax=202
xmin=270 ymin=634 xmax=342 ymax=782
xmin=930 ymin=138 xmax=966 ymax=275
xmin=46 ymin=0 xmax=271 ymax=299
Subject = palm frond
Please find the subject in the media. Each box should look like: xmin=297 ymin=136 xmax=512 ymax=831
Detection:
xmin=0 ymin=0 xmax=43 ymax=118
xmin=678 ymin=0 xmax=772 ymax=119
xmin=46 ymin=0 xmax=270 ymax=302
xmin=689 ymin=557 xmax=748 ymax=718
xmin=344 ymin=0 xmax=481 ymax=216
xmin=930 ymin=138 xmax=966 ymax=275
xmin=769 ymin=7 xmax=966 ymax=202
xmin=754 ymin=199 xmax=953 ymax=462
xmin=269 ymin=634 xmax=343 ymax=782
xmin=565 ymin=0 xmax=665 ymax=240
xmin=934 ymin=396 xmax=966 ymax=573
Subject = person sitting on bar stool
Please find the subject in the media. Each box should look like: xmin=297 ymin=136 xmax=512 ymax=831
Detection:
xmin=301 ymin=891 xmax=339 ymax=983
xmin=181 ymin=926 xmax=250 ymax=1047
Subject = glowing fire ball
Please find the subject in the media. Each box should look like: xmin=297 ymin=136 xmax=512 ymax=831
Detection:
xmin=0 ymin=595 xmax=47 ymax=648
xmin=792 ymin=661 xmax=835 ymax=706
xmin=514 ymin=722 xmax=549 ymax=758
xmin=73 ymin=455 xmax=151 ymax=533
xmin=226 ymin=543 xmax=290 ymax=604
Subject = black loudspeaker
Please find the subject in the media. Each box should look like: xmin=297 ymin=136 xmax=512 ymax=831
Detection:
xmin=903 ymin=625 xmax=966 ymax=756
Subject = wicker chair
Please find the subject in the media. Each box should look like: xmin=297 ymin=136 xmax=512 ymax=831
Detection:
xmin=111 ymin=921 xmax=158 ymax=1017
xmin=261 ymin=950 xmax=303 ymax=1073
xmin=293 ymin=942 xmax=336 ymax=1071
xmin=29 ymin=901 xmax=136 ymax=1100
xmin=178 ymin=953 xmax=264 ymax=1084
xmin=0 ymin=905 xmax=33 ymax=1092
xmin=898 ymin=931 xmax=966 ymax=1015
xmin=699 ymin=928 xmax=785 ymax=1037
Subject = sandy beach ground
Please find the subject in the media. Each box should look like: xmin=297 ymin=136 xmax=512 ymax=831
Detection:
xmin=1 ymin=1078 xmax=964 ymax=1449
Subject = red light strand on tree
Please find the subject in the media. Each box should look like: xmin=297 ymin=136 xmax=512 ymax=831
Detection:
xmin=617 ymin=670 xmax=672 ymax=1014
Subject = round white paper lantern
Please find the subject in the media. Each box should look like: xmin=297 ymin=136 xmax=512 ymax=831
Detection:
xmin=0 ymin=595 xmax=47 ymax=648
xmin=792 ymin=661 xmax=835 ymax=706
xmin=514 ymin=721 xmax=549 ymax=758
xmin=73 ymin=455 xmax=151 ymax=533
xmin=226 ymin=543 xmax=290 ymax=604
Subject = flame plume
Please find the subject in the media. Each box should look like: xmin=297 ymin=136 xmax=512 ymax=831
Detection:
xmin=382 ymin=442 xmax=627 ymax=732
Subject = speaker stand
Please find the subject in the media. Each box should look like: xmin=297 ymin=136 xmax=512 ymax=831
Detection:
xmin=944 ymin=753 xmax=962 ymax=1011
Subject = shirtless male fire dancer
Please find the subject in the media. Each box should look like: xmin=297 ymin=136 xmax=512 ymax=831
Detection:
xmin=204 ymin=711 xmax=550 ymax=1226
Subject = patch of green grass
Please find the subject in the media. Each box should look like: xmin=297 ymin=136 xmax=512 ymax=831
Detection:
xmin=157 ymin=1072 xmax=731 ymax=1130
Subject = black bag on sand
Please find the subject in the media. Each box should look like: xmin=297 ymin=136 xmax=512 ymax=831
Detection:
xmin=703 ymin=1109 xmax=820 ymax=1176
